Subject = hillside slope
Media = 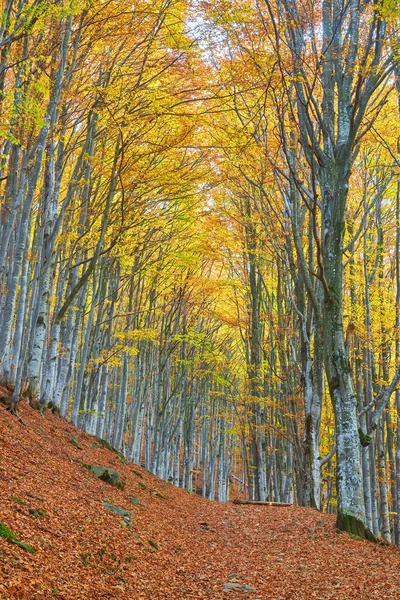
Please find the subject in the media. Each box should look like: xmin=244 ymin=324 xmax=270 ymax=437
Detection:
xmin=0 ymin=404 xmax=400 ymax=600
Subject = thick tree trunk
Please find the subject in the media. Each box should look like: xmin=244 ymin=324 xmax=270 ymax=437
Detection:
xmin=324 ymin=290 xmax=367 ymax=534
xmin=377 ymin=421 xmax=391 ymax=542
xmin=321 ymin=160 xmax=370 ymax=536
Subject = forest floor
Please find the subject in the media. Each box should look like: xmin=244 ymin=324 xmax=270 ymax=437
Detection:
xmin=0 ymin=405 xmax=400 ymax=600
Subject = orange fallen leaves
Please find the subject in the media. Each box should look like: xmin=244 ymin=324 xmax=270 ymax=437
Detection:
xmin=0 ymin=404 xmax=400 ymax=599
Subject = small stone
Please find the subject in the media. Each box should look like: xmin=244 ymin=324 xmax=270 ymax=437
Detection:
xmin=69 ymin=435 xmax=81 ymax=449
xmin=129 ymin=496 xmax=140 ymax=506
xmin=86 ymin=465 xmax=125 ymax=490
xmin=153 ymin=490 xmax=166 ymax=499
xmin=223 ymin=583 xmax=242 ymax=591
xmin=103 ymin=502 xmax=131 ymax=523
xmin=242 ymin=585 xmax=257 ymax=592
xmin=29 ymin=508 xmax=46 ymax=518
xmin=223 ymin=582 xmax=256 ymax=593
xmin=316 ymin=519 xmax=328 ymax=526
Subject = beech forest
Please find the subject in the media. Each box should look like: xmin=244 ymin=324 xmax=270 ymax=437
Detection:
xmin=1 ymin=0 xmax=400 ymax=549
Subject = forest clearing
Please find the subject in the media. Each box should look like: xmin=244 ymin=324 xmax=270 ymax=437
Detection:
xmin=1 ymin=404 xmax=400 ymax=600
xmin=1 ymin=0 xmax=400 ymax=595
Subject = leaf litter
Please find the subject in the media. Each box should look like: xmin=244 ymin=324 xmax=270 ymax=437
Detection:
xmin=0 ymin=404 xmax=399 ymax=599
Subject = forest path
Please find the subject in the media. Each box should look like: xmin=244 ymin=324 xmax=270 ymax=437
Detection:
xmin=0 ymin=404 xmax=399 ymax=600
